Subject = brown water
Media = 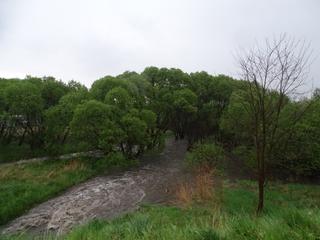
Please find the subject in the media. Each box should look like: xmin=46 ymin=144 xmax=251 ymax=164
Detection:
xmin=2 ymin=138 xmax=188 ymax=235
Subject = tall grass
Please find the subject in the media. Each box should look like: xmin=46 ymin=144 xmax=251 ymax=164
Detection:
xmin=62 ymin=182 xmax=320 ymax=240
xmin=175 ymin=166 xmax=222 ymax=209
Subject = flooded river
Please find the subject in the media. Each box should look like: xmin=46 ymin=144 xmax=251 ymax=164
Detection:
xmin=2 ymin=138 xmax=188 ymax=235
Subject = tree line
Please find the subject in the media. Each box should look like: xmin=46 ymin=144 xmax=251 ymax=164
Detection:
xmin=1 ymin=66 xmax=319 ymax=176
xmin=0 ymin=69 xmax=239 ymax=160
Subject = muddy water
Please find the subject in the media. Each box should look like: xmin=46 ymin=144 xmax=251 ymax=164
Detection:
xmin=2 ymin=139 xmax=188 ymax=235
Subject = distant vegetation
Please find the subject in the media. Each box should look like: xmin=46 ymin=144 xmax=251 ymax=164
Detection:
xmin=1 ymin=67 xmax=319 ymax=179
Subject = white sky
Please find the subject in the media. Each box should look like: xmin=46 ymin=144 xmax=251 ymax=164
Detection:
xmin=0 ymin=0 xmax=319 ymax=87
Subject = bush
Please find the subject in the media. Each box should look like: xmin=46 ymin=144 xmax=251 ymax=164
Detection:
xmin=96 ymin=152 xmax=137 ymax=170
xmin=186 ymin=143 xmax=225 ymax=169
xmin=232 ymin=145 xmax=255 ymax=170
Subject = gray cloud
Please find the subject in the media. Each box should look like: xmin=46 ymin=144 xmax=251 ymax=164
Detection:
xmin=0 ymin=0 xmax=319 ymax=87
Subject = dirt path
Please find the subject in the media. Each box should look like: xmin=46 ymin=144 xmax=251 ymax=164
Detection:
xmin=1 ymin=139 xmax=188 ymax=236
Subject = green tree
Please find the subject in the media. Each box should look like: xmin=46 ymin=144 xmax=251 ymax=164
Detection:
xmin=273 ymin=99 xmax=320 ymax=176
xmin=188 ymin=72 xmax=237 ymax=142
xmin=105 ymin=87 xmax=133 ymax=111
xmin=220 ymin=90 xmax=253 ymax=147
xmin=91 ymin=76 xmax=127 ymax=101
xmin=70 ymin=100 xmax=112 ymax=149
xmin=45 ymin=89 xmax=89 ymax=148
xmin=4 ymin=81 xmax=44 ymax=148
xmin=237 ymin=35 xmax=312 ymax=213
xmin=171 ymin=89 xmax=198 ymax=139
xmin=40 ymin=77 xmax=69 ymax=109
xmin=120 ymin=113 xmax=147 ymax=157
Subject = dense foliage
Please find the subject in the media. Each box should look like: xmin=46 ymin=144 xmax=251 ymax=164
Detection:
xmin=0 ymin=68 xmax=319 ymax=178
xmin=220 ymin=88 xmax=320 ymax=178
xmin=186 ymin=142 xmax=225 ymax=169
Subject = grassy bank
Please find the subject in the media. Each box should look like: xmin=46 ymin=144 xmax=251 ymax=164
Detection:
xmin=2 ymin=181 xmax=319 ymax=240
xmin=66 ymin=182 xmax=320 ymax=240
xmin=0 ymin=156 xmax=134 ymax=225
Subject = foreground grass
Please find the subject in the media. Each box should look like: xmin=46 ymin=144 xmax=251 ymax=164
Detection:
xmin=64 ymin=182 xmax=320 ymax=240
xmin=0 ymin=156 xmax=134 ymax=225
xmin=2 ymin=181 xmax=319 ymax=240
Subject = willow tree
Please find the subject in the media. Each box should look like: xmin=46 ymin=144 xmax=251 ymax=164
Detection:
xmin=238 ymin=35 xmax=312 ymax=213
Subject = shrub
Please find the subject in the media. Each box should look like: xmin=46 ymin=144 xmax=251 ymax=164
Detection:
xmin=186 ymin=143 xmax=225 ymax=169
xmin=96 ymin=152 xmax=137 ymax=170
xmin=232 ymin=145 xmax=255 ymax=170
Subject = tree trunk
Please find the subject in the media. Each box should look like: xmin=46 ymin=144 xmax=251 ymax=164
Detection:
xmin=257 ymin=168 xmax=265 ymax=214
xmin=61 ymin=128 xmax=69 ymax=145
xmin=0 ymin=123 xmax=5 ymax=139
xmin=19 ymin=128 xmax=27 ymax=146
xmin=255 ymin=134 xmax=265 ymax=214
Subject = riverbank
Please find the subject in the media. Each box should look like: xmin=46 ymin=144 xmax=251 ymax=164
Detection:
xmin=1 ymin=139 xmax=188 ymax=235
xmin=0 ymin=156 xmax=127 ymax=227
xmin=2 ymin=181 xmax=320 ymax=240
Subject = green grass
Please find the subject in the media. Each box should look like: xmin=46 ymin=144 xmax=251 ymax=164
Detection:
xmin=64 ymin=182 xmax=320 ymax=240
xmin=2 ymin=180 xmax=319 ymax=240
xmin=0 ymin=156 xmax=135 ymax=225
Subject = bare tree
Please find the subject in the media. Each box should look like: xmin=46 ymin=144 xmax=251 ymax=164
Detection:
xmin=238 ymin=34 xmax=312 ymax=213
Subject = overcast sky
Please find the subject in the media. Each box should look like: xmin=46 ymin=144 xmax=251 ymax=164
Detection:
xmin=0 ymin=0 xmax=319 ymax=87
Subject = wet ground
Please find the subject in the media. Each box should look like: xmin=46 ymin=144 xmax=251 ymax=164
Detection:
xmin=1 ymin=138 xmax=189 ymax=235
